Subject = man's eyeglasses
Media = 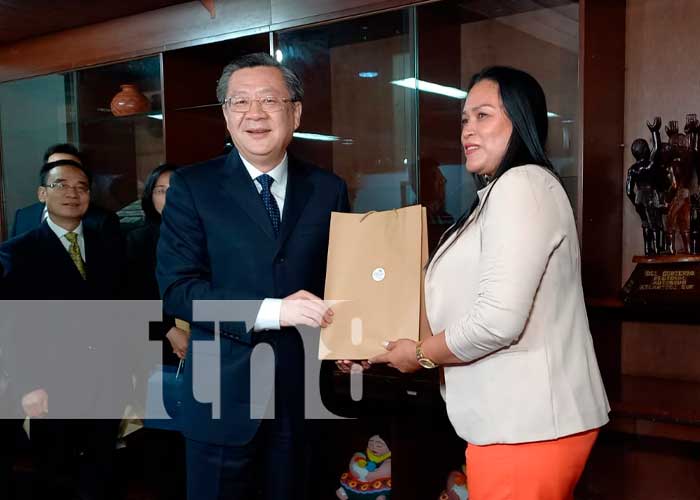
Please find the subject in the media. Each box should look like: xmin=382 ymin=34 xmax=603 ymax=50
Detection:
xmin=222 ymin=96 xmax=296 ymax=113
xmin=43 ymin=182 xmax=89 ymax=194
xmin=153 ymin=186 xmax=169 ymax=195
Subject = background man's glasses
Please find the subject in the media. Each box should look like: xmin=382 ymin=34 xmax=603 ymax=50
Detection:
xmin=222 ymin=96 xmax=297 ymax=113
xmin=43 ymin=182 xmax=89 ymax=194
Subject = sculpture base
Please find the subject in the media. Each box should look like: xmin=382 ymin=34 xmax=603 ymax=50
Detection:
xmin=622 ymin=255 xmax=700 ymax=306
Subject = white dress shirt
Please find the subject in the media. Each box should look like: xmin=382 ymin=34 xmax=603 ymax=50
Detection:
xmin=46 ymin=215 xmax=86 ymax=262
xmin=239 ymin=154 xmax=288 ymax=331
xmin=241 ymin=154 xmax=288 ymax=215
xmin=425 ymin=165 xmax=609 ymax=445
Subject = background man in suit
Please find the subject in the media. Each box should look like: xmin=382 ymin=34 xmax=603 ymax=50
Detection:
xmin=157 ymin=52 xmax=350 ymax=500
xmin=0 ymin=158 xmax=127 ymax=500
xmin=10 ymin=143 xmax=120 ymax=241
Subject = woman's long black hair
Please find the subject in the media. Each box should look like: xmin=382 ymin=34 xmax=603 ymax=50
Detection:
xmin=141 ymin=163 xmax=180 ymax=224
xmin=428 ymin=66 xmax=555 ymax=267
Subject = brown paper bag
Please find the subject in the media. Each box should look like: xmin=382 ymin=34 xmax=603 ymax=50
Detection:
xmin=319 ymin=205 xmax=432 ymax=360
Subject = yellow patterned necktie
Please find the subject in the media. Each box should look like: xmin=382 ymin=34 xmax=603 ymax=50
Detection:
xmin=65 ymin=232 xmax=87 ymax=280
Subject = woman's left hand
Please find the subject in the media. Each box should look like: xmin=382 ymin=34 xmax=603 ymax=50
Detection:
xmin=369 ymin=339 xmax=421 ymax=373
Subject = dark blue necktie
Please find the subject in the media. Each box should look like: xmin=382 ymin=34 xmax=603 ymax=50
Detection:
xmin=256 ymin=174 xmax=280 ymax=236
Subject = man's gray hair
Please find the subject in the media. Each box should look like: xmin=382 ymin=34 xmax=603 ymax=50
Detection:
xmin=216 ymin=52 xmax=304 ymax=104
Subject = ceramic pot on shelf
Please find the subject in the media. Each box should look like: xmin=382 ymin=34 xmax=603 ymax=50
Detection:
xmin=110 ymin=84 xmax=151 ymax=117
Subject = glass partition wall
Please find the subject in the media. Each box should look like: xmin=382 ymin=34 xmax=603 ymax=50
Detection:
xmin=0 ymin=55 xmax=164 ymax=237
xmin=274 ymin=0 xmax=579 ymax=249
xmin=0 ymin=0 xmax=578 ymax=245
xmin=0 ymin=73 xmax=78 ymax=236
xmin=275 ymin=8 xmax=419 ymax=213
xmin=417 ymin=0 xmax=580 ymax=247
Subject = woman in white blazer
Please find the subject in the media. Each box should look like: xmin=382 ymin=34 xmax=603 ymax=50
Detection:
xmin=370 ymin=66 xmax=609 ymax=500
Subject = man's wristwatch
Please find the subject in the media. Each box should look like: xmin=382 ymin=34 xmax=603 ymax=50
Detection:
xmin=415 ymin=341 xmax=438 ymax=369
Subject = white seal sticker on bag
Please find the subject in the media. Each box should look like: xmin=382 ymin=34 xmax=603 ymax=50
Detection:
xmin=372 ymin=267 xmax=386 ymax=282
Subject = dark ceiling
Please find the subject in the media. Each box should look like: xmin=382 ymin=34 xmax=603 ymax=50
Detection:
xmin=0 ymin=0 xmax=192 ymax=45
xmin=0 ymin=0 xmax=579 ymax=46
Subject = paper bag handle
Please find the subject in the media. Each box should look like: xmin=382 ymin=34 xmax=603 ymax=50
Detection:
xmin=360 ymin=209 xmax=399 ymax=222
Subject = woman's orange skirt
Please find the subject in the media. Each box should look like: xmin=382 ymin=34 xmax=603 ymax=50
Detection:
xmin=466 ymin=428 xmax=599 ymax=500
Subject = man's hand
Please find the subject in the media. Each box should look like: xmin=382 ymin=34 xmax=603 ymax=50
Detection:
xmin=369 ymin=339 xmax=421 ymax=373
xmin=22 ymin=388 xmax=48 ymax=417
xmin=280 ymin=290 xmax=334 ymax=328
xmin=166 ymin=326 xmax=190 ymax=359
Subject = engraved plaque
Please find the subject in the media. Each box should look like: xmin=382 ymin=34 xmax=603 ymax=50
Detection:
xmin=622 ymin=255 xmax=700 ymax=306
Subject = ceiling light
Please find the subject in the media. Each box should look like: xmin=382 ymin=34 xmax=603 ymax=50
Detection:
xmin=293 ymin=132 xmax=341 ymax=142
xmin=391 ymin=78 xmax=467 ymax=99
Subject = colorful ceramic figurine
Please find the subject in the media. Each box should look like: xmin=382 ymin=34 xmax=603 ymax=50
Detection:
xmin=438 ymin=466 xmax=468 ymax=500
xmin=336 ymin=435 xmax=392 ymax=500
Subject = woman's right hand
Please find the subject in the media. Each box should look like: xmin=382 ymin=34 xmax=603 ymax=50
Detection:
xmin=165 ymin=326 xmax=190 ymax=359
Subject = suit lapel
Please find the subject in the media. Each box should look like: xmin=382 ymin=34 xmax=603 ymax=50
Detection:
xmin=38 ymin=222 xmax=86 ymax=284
xmin=275 ymin=157 xmax=313 ymax=255
xmin=220 ymin=151 xmax=277 ymax=240
xmin=83 ymin=226 xmax=99 ymax=282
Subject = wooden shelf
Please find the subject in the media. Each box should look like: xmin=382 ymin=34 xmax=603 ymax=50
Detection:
xmin=173 ymin=103 xmax=220 ymax=111
xmin=77 ymin=109 xmax=163 ymax=126
xmin=611 ymin=375 xmax=700 ymax=425
xmin=586 ymin=296 xmax=625 ymax=310
xmin=585 ymin=296 xmax=700 ymax=324
xmin=632 ymin=255 xmax=700 ymax=264
xmin=608 ymin=375 xmax=700 ymax=442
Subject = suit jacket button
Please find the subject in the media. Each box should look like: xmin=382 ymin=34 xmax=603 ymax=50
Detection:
xmin=278 ymin=257 xmax=286 ymax=264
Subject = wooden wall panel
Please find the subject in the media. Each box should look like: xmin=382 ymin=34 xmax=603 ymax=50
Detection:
xmin=579 ymin=0 xmax=626 ymax=300
xmin=0 ymin=0 xmax=270 ymax=83
xmin=271 ymin=0 xmax=420 ymax=29
xmin=0 ymin=0 xmax=191 ymax=45
xmin=0 ymin=0 xmax=426 ymax=84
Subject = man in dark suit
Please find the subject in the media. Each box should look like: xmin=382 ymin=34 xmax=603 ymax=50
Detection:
xmin=10 ymin=143 xmax=119 ymax=240
xmin=157 ymin=53 xmax=350 ymax=500
xmin=0 ymin=158 xmax=127 ymax=500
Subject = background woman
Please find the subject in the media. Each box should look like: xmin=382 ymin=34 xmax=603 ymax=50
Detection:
xmin=370 ymin=67 xmax=609 ymax=500
xmin=126 ymin=163 xmax=187 ymax=500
